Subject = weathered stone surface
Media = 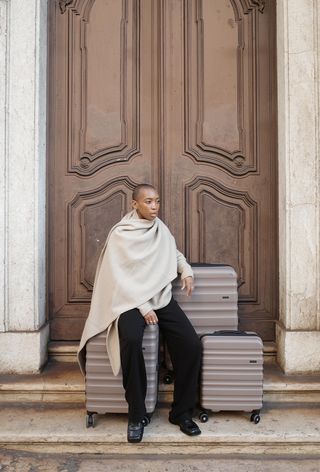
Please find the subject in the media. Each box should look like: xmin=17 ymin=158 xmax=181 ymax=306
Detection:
xmin=0 ymin=0 xmax=48 ymax=373
xmin=0 ymin=450 xmax=319 ymax=472
xmin=277 ymin=0 xmax=320 ymax=372
xmin=277 ymin=327 xmax=320 ymax=374
xmin=0 ymin=325 xmax=49 ymax=374
xmin=0 ymin=402 xmax=319 ymax=456
xmin=1 ymin=361 xmax=320 ymax=404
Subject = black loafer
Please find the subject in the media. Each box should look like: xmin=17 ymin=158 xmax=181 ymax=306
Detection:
xmin=169 ymin=417 xmax=201 ymax=436
xmin=127 ymin=421 xmax=144 ymax=443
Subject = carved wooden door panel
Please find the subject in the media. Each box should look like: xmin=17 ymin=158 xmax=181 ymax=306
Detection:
xmin=49 ymin=0 xmax=277 ymax=341
xmin=49 ymin=0 xmax=159 ymax=338
xmin=160 ymin=0 xmax=277 ymax=340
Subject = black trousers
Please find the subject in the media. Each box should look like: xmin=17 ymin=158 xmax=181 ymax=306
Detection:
xmin=118 ymin=296 xmax=202 ymax=423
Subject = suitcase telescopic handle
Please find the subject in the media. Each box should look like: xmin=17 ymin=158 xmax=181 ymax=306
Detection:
xmin=201 ymin=330 xmax=258 ymax=338
xmin=191 ymin=263 xmax=234 ymax=268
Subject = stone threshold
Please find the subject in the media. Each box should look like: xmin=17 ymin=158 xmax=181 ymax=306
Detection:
xmin=48 ymin=340 xmax=278 ymax=363
xmin=0 ymin=360 xmax=320 ymax=404
xmin=0 ymin=402 xmax=319 ymax=456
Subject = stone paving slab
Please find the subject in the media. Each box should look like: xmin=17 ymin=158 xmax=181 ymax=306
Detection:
xmin=0 ymin=402 xmax=319 ymax=456
xmin=0 ymin=451 xmax=320 ymax=472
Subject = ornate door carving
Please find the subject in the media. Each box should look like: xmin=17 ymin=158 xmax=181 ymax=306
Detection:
xmin=49 ymin=0 xmax=277 ymax=340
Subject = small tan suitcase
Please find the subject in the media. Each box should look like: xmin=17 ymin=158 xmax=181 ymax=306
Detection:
xmin=199 ymin=330 xmax=263 ymax=424
xmin=85 ymin=324 xmax=159 ymax=427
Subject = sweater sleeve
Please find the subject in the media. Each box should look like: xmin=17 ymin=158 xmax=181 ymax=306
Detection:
xmin=176 ymin=249 xmax=194 ymax=279
xmin=138 ymin=301 xmax=153 ymax=317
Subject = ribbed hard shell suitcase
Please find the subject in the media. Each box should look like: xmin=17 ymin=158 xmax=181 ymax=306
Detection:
xmin=163 ymin=264 xmax=238 ymax=384
xmin=85 ymin=324 xmax=159 ymax=427
xmin=172 ymin=264 xmax=238 ymax=335
xmin=199 ymin=331 xmax=263 ymax=424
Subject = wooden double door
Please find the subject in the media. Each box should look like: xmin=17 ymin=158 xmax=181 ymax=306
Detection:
xmin=49 ymin=0 xmax=277 ymax=341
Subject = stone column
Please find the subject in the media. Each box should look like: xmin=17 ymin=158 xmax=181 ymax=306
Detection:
xmin=0 ymin=0 xmax=49 ymax=373
xmin=277 ymin=0 xmax=320 ymax=373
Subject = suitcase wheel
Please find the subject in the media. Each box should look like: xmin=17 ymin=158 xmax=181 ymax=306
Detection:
xmin=142 ymin=414 xmax=152 ymax=426
xmin=86 ymin=413 xmax=95 ymax=428
xmin=199 ymin=412 xmax=209 ymax=423
xmin=250 ymin=413 xmax=261 ymax=424
xmin=163 ymin=372 xmax=174 ymax=384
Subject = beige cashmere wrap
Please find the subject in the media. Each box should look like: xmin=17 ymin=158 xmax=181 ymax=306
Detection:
xmin=77 ymin=210 xmax=178 ymax=376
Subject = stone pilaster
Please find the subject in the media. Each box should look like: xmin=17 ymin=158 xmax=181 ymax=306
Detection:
xmin=0 ymin=0 xmax=49 ymax=373
xmin=277 ymin=0 xmax=320 ymax=373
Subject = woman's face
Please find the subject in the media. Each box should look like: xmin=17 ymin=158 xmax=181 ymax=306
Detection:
xmin=132 ymin=188 xmax=160 ymax=220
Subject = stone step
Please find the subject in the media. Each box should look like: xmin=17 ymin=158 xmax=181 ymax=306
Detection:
xmin=0 ymin=361 xmax=320 ymax=404
xmin=0 ymin=401 xmax=319 ymax=456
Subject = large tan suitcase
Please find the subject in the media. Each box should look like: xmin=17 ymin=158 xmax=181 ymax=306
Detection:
xmin=199 ymin=330 xmax=263 ymax=424
xmin=164 ymin=264 xmax=238 ymax=384
xmin=85 ymin=324 xmax=159 ymax=427
xmin=172 ymin=264 xmax=238 ymax=335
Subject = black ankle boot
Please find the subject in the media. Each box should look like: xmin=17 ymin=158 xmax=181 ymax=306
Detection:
xmin=169 ymin=416 xmax=201 ymax=436
xmin=127 ymin=421 xmax=144 ymax=443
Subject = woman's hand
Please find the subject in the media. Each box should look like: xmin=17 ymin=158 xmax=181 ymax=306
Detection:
xmin=181 ymin=276 xmax=194 ymax=296
xmin=144 ymin=310 xmax=159 ymax=325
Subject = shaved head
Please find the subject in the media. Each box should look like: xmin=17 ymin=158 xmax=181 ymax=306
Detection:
xmin=132 ymin=185 xmax=160 ymax=220
xmin=132 ymin=184 xmax=157 ymax=201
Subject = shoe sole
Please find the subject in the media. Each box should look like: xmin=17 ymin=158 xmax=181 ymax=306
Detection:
xmin=127 ymin=428 xmax=144 ymax=443
xmin=127 ymin=437 xmax=143 ymax=443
